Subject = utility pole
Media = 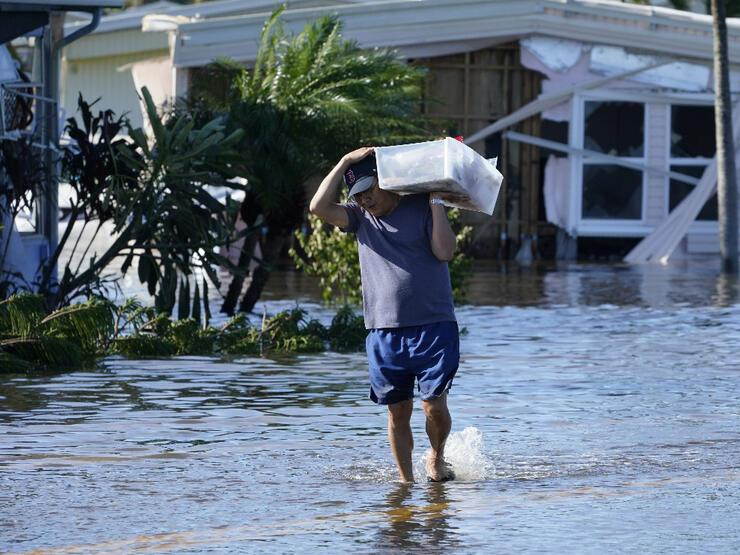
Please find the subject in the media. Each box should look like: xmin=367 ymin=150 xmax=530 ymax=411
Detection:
xmin=711 ymin=0 xmax=739 ymax=273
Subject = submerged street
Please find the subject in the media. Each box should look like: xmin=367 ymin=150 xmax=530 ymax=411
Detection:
xmin=2 ymin=263 xmax=739 ymax=553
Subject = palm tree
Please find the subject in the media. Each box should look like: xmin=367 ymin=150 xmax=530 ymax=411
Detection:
xmin=190 ymin=8 xmax=436 ymax=314
xmin=710 ymin=0 xmax=739 ymax=272
xmin=628 ymin=0 xmax=739 ymax=271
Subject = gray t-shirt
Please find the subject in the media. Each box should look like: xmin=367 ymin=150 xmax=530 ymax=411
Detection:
xmin=342 ymin=194 xmax=456 ymax=329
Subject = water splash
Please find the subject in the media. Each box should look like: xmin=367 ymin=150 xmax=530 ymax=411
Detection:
xmin=415 ymin=426 xmax=494 ymax=481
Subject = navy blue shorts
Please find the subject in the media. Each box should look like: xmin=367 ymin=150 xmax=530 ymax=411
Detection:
xmin=366 ymin=321 xmax=459 ymax=405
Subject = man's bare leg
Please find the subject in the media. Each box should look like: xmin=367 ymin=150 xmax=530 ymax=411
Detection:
xmin=422 ymin=393 xmax=454 ymax=481
xmin=388 ymin=399 xmax=414 ymax=482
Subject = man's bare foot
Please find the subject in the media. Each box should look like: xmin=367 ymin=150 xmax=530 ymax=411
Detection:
xmin=426 ymin=454 xmax=455 ymax=482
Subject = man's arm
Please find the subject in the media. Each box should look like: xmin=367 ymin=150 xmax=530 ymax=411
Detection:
xmin=310 ymin=147 xmax=374 ymax=228
xmin=429 ymin=196 xmax=457 ymax=261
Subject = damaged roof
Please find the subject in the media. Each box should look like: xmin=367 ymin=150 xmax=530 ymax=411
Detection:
xmin=64 ymin=0 xmax=374 ymax=34
xmin=170 ymin=0 xmax=740 ymax=68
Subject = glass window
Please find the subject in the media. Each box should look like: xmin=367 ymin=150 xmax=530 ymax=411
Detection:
xmin=671 ymin=105 xmax=715 ymax=158
xmin=669 ymin=165 xmax=717 ymax=221
xmin=582 ymin=165 xmax=643 ymax=220
xmin=584 ymin=101 xmax=644 ymax=157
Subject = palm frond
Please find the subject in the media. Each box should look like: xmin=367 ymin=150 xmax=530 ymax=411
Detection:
xmin=252 ymin=6 xmax=286 ymax=95
xmin=0 ymin=350 xmax=34 ymax=372
xmin=1 ymin=337 xmax=83 ymax=369
xmin=0 ymin=294 xmax=46 ymax=337
xmin=40 ymin=299 xmax=115 ymax=357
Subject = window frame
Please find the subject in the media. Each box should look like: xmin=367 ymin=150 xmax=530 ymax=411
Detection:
xmin=665 ymin=101 xmax=718 ymax=233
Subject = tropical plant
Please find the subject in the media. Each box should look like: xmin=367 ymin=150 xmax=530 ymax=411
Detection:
xmin=290 ymin=207 xmax=474 ymax=305
xmin=188 ymin=7 xmax=440 ymax=315
xmin=115 ymin=305 xmax=366 ymax=358
xmin=1 ymin=89 xmax=249 ymax=311
xmin=111 ymin=88 xmax=249 ymax=318
xmin=0 ymin=293 xmax=116 ymax=370
xmin=0 ymin=134 xmax=48 ymax=296
xmin=290 ymin=213 xmax=362 ymax=306
xmin=0 ymin=292 xmax=367 ymax=372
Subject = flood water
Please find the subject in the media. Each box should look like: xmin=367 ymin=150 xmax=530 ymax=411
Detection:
xmin=2 ymin=261 xmax=740 ymax=553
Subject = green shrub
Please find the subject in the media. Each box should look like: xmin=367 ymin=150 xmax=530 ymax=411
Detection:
xmin=328 ymin=305 xmax=366 ymax=352
xmin=1 ymin=296 xmax=365 ymax=367
xmin=114 ymin=335 xmax=178 ymax=358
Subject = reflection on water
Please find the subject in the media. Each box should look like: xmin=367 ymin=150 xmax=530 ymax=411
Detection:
xmin=1 ymin=262 xmax=740 ymax=553
xmin=377 ymin=481 xmax=456 ymax=551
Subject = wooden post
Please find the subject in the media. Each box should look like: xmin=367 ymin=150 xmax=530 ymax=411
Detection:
xmin=711 ymin=0 xmax=739 ymax=273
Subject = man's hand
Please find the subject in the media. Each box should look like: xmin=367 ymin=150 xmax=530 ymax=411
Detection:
xmin=343 ymin=146 xmax=374 ymax=165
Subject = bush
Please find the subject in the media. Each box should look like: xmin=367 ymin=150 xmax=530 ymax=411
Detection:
xmin=1 ymin=294 xmax=366 ymax=371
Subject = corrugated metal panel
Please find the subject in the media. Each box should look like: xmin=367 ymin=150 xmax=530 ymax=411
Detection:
xmin=61 ymin=50 xmax=168 ymax=129
xmin=645 ymin=103 xmax=668 ymax=225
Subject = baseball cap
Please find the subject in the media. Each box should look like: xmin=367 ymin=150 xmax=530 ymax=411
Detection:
xmin=344 ymin=154 xmax=377 ymax=198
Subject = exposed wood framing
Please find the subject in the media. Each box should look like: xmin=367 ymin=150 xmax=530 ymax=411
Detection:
xmin=464 ymin=62 xmax=666 ymax=145
xmin=417 ymin=42 xmax=552 ymax=256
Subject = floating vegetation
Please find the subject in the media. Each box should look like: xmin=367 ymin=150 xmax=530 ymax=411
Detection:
xmin=118 ymin=306 xmax=363 ymax=359
xmin=0 ymin=294 xmax=113 ymax=371
xmin=0 ymin=293 xmax=366 ymax=372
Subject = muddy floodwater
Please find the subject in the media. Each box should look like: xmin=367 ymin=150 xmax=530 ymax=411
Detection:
xmin=2 ymin=261 xmax=740 ymax=553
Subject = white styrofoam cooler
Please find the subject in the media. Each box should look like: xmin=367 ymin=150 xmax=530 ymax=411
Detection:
xmin=375 ymin=137 xmax=503 ymax=215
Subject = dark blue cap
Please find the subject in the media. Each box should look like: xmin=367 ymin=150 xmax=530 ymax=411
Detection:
xmin=344 ymin=154 xmax=377 ymax=198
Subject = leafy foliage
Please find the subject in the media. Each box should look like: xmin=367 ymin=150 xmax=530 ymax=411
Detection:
xmin=40 ymin=299 xmax=115 ymax=358
xmin=327 ymin=305 xmax=366 ymax=352
xmin=2 ymin=90 xmax=249 ymax=312
xmin=0 ymin=351 xmax=33 ymax=372
xmin=189 ymin=8 xmax=441 ymax=313
xmin=447 ymin=209 xmax=474 ymax=303
xmin=116 ymin=305 xmax=365 ymax=359
xmin=0 ymin=293 xmax=114 ymax=370
xmin=290 ymin=213 xmax=362 ymax=306
xmin=0 ymin=293 xmax=367 ymax=371
xmin=0 ymin=293 xmax=46 ymax=337
xmin=290 ymin=207 xmax=474 ymax=305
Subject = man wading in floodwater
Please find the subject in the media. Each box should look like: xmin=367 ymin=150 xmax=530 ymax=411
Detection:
xmin=310 ymin=147 xmax=459 ymax=483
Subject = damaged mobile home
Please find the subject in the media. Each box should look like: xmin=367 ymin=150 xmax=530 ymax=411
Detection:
xmin=38 ymin=0 xmax=740 ymax=261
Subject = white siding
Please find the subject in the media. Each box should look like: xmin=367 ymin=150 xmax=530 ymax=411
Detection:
xmin=686 ymin=233 xmax=719 ymax=254
xmin=645 ymin=102 xmax=668 ymax=226
xmin=685 ymin=201 xmax=740 ymax=254
xmin=65 ymin=29 xmax=169 ymax=61
xmin=61 ymin=50 xmax=168 ymax=129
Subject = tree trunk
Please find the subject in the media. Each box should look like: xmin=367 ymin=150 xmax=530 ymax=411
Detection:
xmin=237 ymin=231 xmax=288 ymax=313
xmin=712 ymin=0 xmax=739 ymax=273
xmin=220 ymin=231 xmax=259 ymax=315
xmin=221 ymin=191 xmax=262 ymax=315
